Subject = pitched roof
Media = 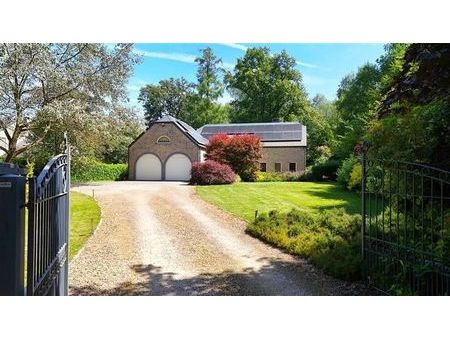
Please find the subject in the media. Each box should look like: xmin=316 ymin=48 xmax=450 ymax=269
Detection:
xmin=197 ymin=122 xmax=305 ymax=142
xmin=129 ymin=115 xmax=208 ymax=148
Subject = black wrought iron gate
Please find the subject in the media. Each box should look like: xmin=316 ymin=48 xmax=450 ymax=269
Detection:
xmin=27 ymin=135 xmax=70 ymax=296
xmin=361 ymin=148 xmax=450 ymax=295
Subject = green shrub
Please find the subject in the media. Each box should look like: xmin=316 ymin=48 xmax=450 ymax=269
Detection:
xmin=247 ymin=207 xmax=363 ymax=281
xmin=347 ymin=163 xmax=362 ymax=191
xmin=336 ymin=155 xmax=359 ymax=188
xmin=255 ymin=171 xmax=305 ymax=182
xmin=310 ymin=160 xmax=339 ymax=181
xmin=72 ymin=156 xmax=128 ymax=182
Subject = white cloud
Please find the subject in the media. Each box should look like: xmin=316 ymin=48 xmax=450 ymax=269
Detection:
xmin=220 ymin=43 xmax=322 ymax=70
xmin=296 ymin=60 xmax=320 ymax=69
xmin=135 ymin=49 xmax=197 ymax=64
xmin=220 ymin=43 xmax=249 ymax=51
xmin=136 ymin=48 xmax=235 ymax=69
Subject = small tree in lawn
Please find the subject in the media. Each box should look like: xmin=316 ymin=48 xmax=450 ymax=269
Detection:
xmin=206 ymin=133 xmax=262 ymax=182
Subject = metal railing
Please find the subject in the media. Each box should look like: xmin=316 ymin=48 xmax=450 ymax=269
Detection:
xmin=27 ymin=135 xmax=70 ymax=296
xmin=362 ymin=151 xmax=450 ymax=295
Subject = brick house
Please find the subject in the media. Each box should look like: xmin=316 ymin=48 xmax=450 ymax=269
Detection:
xmin=128 ymin=116 xmax=307 ymax=181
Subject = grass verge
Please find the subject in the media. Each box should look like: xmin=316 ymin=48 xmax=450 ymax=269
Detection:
xmin=196 ymin=181 xmax=362 ymax=221
xmin=69 ymin=191 xmax=101 ymax=259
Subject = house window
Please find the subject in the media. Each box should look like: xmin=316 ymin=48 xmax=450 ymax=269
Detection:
xmin=289 ymin=162 xmax=297 ymax=172
xmin=260 ymin=163 xmax=267 ymax=172
xmin=157 ymin=135 xmax=171 ymax=144
xmin=274 ymin=163 xmax=282 ymax=172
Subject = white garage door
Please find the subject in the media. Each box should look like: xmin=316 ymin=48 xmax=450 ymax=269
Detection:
xmin=165 ymin=153 xmax=191 ymax=181
xmin=135 ymin=154 xmax=162 ymax=180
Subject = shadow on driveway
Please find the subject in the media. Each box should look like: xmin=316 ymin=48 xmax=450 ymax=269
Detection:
xmin=70 ymin=256 xmax=377 ymax=296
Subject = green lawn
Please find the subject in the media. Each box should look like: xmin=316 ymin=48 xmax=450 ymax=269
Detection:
xmin=69 ymin=191 xmax=101 ymax=259
xmin=196 ymin=181 xmax=362 ymax=222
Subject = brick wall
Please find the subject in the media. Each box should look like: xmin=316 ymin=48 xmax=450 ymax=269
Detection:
xmin=260 ymin=146 xmax=306 ymax=172
xmin=128 ymin=123 xmax=202 ymax=180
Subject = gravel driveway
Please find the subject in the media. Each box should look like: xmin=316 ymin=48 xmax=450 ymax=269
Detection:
xmin=69 ymin=181 xmax=371 ymax=295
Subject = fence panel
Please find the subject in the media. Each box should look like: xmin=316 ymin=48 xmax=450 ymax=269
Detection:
xmin=27 ymin=137 xmax=70 ymax=296
xmin=362 ymin=151 xmax=450 ymax=295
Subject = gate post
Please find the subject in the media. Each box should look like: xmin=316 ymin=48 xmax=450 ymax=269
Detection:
xmin=0 ymin=164 xmax=26 ymax=296
xmin=361 ymin=143 xmax=367 ymax=260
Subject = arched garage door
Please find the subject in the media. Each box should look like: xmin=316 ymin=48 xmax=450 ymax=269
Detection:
xmin=165 ymin=153 xmax=191 ymax=181
xmin=135 ymin=154 xmax=162 ymax=180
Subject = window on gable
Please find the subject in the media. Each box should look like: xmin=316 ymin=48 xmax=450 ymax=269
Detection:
xmin=289 ymin=162 xmax=297 ymax=172
xmin=275 ymin=163 xmax=282 ymax=172
xmin=157 ymin=136 xmax=171 ymax=144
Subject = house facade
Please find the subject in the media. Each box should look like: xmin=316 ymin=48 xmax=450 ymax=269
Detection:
xmin=128 ymin=116 xmax=307 ymax=181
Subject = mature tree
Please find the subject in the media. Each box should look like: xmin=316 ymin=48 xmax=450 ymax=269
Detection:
xmin=139 ymin=48 xmax=229 ymax=129
xmin=334 ymin=63 xmax=382 ymax=159
xmin=185 ymin=98 xmax=230 ymax=129
xmin=368 ymin=43 xmax=450 ymax=167
xmin=0 ymin=43 xmax=138 ymax=163
xmin=311 ymin=94 xmax=336 ymax=121
xmin=225 ymin=47 xmax=333 ymax=164
xmin=195 ymin=47 xmax=224 ymax=101
xmin=379 ymin=43 xmax=449 ymax=114
xmin=29 ymin=105 xmax=144 ymax=169
xmin=138 ymin=77 xmax=194 ymax=125
xmin=225 ymin=47 xmax=310 ymax=123
xmin=98 ymin=107 xmax=144 ymax=163
xmin=333 ymin=44 xmax=410 ymax=160
xmin=185 ymin=47 xmax=229 ymax=128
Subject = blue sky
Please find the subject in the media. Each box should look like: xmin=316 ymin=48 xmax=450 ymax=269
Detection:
xmin=127 ymin=43 xmax=386 ymax=109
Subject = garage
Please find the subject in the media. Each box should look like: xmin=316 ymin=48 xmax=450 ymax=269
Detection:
xmin=165 ymin=153 xmax=191 ymax=181
xmin=135 ymin=154 xmax=162 ymax=180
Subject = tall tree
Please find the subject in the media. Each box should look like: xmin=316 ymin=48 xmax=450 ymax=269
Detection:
xmin=333 ymin=43 xmax=409 ymax=160
xmin=311 ymin=94 xmax=337 ymax=121
xmin=195 ymin=47 xmax=224 ymax=101
xmin=29 ymin=105 xmax=144 ymax=169
xmin=334 ymin=63 xmax=382 ymax=159
xmin=185 ymin=47 xmax=229 ymax=128
xmin=0 ymin=43 xmax=138 ymax=163
xmin=369 ymin=43 xmax=450 ymax=167
xmin=138 ymin=77 xmax=194 ymax=125
xmin=225 ymin=47 xmax=332 ymax=164
xmin=225 ymin=47 xmax=310 ymax=123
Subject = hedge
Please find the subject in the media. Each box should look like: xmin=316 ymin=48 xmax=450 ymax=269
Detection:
xmin=72 ymin=157 xmax=128 ymax=182
xmin=310 ymin=160 xmax=340 ymax=181
xmin=256 ymin=171 xmax=305 ymax=182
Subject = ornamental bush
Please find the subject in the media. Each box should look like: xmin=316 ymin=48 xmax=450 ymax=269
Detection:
xmin=336 ymin=155 xmax=359 ymax=188
xmin=190 ymin=160 xmax=236 ymax=185
xmin=206 ymin=133 xmax=262 ymax=182
xmin=247 ymin=207 xmax=362 ymax=281
xmin=72 ymin=156 xmax=128 ymax=182
xmin=347 ymin=163 xmax=362 ymax=191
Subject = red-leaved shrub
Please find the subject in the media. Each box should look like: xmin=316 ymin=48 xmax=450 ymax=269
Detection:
xmin=190 ymin=160 xmax=236 ymax=185
xmin=206 ymin=133 xmax=262 ymax=181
